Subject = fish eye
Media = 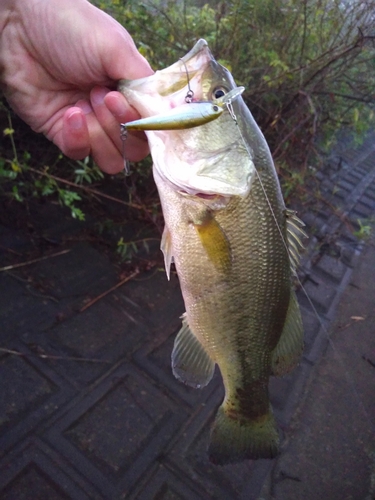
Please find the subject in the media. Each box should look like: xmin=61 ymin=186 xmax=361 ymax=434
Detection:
xmin=212 ymin=87 xmax=228 ymax=99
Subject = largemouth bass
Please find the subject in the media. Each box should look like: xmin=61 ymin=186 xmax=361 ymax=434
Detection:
xmin=119 ymin=39 xmax=305 ymax=465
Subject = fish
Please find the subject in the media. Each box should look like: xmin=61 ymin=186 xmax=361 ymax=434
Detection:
xmin=118 ymin=39 xmax=305 ymax=465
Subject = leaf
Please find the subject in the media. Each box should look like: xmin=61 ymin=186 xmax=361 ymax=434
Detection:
xmin=11 ymin=161 xmax=22 ymax=173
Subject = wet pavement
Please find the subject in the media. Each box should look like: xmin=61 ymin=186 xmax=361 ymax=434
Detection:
xmin=0 ymin=132 xmax=375 ymax=499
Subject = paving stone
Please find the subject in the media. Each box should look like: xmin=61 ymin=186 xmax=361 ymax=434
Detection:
xmin=343 ymin=170 xmax=364 ymax=182
xmin=334 ymin=238 xmax=357 ymax=266
xmin=29 ymin=243 xmax=118 ymax=301
xmin=0 ymin=354 xmax=54 ymax=433
xmin=337 ymin=179 xmax=356 ymax=192
xmin=133 ymin=465 xmax=204 ymax=500
xmin=331 ymin=188 xmax=348 ymax=201
xmin=360 ymin=194 xmax=375 ymax=208
xmin=0 ymin=343 xmax=76 ymax=459
xmin=0 ymin=224 xmax=34 ymax=257
xmin=113 ymin=269 xmax=184 ymax=333
xmin=298 ymin=213 xmax=328 ymax=234
xmin=0 ymin=439 xmax=96 ymax=500
xmin=271 ymin=361 xmax=312 ymax=427
xmin=66 ymin=378 xmax=166 ymax=468
xmin=366 ymin=184 xmax=375 ymax=195
xmin=46 ymin=365 xmax=185 ymax=497
xmin=24 ymin=298 xmax=150 ymax=386
xmin=351 ymin=203 xmax=374 ymax=218
xmin=1 ymin=463 xmax=70 ymax=500
xmin=314 ymin=254 xmax=347 ymax=283
xmin=0 ymin=274 xmax=61 ymax=341
xmin=299 ymin=276 xmax=336 ymax=314
xmin=269 ymin=374 xmax=298 ymax=414
xmin=296 ymin=306 xmax=321 ymax=355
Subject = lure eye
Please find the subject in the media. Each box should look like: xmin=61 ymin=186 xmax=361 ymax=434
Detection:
xmin=212 ymin=87 xmax=228 ymax=99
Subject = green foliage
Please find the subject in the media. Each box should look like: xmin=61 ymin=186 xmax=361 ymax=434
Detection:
xmin=0 ymin=102 xmax=104 ymax=220
xmin=74 ymin=156 xmax=104 ymax=185
xmin=94 ymin=0 xmax=375 ymax=196
xmin=0 ymin=106 xmax=95 ymax=220
xmin=353 ymin=218 xmax=373 ymax=240
xmin=117 ymin=236 xmax=139 ymax=261
xmin=116 ymin=236 xmax=153 ymax=261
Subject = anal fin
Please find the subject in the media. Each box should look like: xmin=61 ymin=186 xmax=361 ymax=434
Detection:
xmin=271 ymin=290 xmax=304 ymax=376
xmin=172 ymin=315 xmax=215 ymax=389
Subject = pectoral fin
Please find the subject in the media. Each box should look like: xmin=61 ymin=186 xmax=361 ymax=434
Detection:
xmin=161 ymin=226 xmax=173 ymax=280
xmin=271 ymin=290 xmax=304 ymax=376
xmin=194 ymin=214 xmax=231 ymax=273
xmin=172 ymin=315 xmax=215 ymax=389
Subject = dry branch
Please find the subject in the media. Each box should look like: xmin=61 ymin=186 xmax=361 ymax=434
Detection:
xmin=0 ymin=249 xmax=71 ymax=272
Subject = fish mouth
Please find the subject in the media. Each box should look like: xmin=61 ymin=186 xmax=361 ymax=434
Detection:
xmin=118 ymin=39 xmax=219 ymax=114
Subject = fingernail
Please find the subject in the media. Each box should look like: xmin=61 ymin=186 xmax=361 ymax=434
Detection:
xmin=68 ymin=110 xmax=84 ymax=130
xmin=111 ymin=97 xmax=128 ymax=119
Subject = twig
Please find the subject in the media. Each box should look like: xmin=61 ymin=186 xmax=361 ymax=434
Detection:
xmin=0 ymin=249 xmax=71 ymax=272
xmin=362 ymin=355 xmax=375 ymax=369
xmin=0 ymin=244 xmax=22 ymax=256
xmin=312 ymin=91 xmax=373 ymax=103
xmin=26 ymin=166 xmax=143 ymax=210
xmin=79 ymin=268 xmax=141 ymax=312
xmin=0 ymin=347 xmax=111 ymax=364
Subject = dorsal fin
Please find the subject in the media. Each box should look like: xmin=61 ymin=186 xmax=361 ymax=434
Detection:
xmin=286 ymin=209 xmax=307 ymax=274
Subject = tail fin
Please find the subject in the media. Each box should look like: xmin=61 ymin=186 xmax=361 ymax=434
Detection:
xmin=208 ymin=406 xmax=280 ymax=465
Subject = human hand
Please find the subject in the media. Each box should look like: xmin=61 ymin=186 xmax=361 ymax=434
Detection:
xmin=0 ymin=0 xmax=153 ymax=173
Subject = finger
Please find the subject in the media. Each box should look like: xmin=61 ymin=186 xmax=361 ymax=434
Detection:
xmin=61 ymin=106 xmax=91 ymax=160
xmin=90 ymin=86 xmax=123 ymax=152
xmin=76 ymin=100 xmax=124 ymax=174
xmin=104 ymin=90 xmax=141 ymax=123
xmin=104 ymin=90 xmax=150 ymax=162
xmin=90 ymin=86 xmax=150 ymax=170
